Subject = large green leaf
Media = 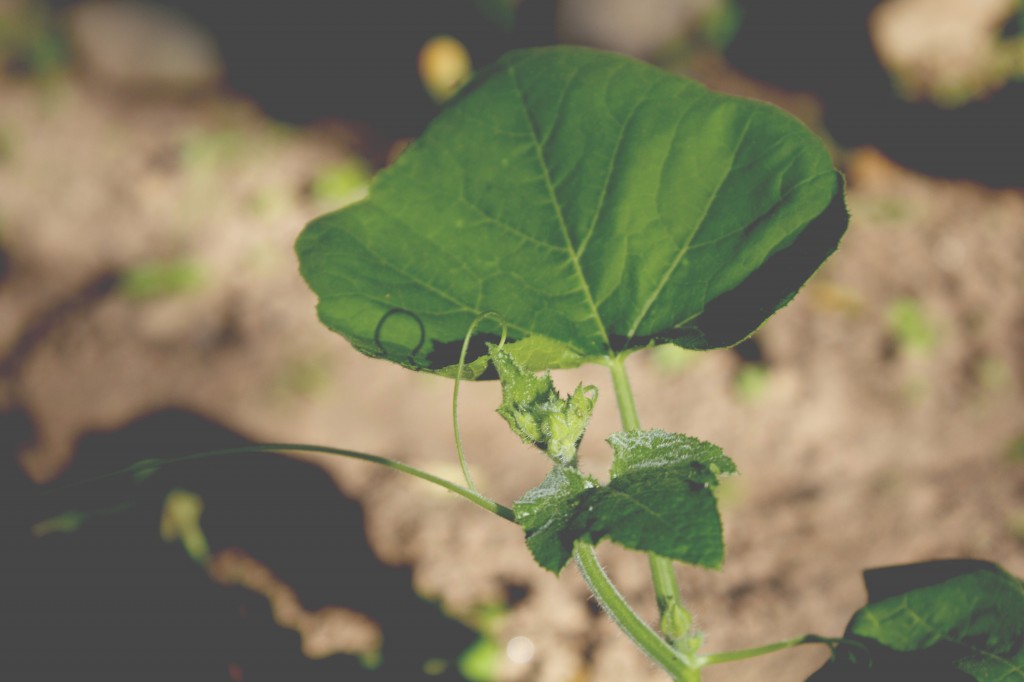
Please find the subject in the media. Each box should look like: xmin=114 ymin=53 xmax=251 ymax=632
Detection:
xmin=809 ymin=560 xmax=1024 ymax=681
xmin=512 ymin=429 xmax=735 ymax=573
xmin=297 ymin=46 xmax=847 ymax=376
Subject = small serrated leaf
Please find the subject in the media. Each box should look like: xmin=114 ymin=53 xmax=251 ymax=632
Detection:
xmin=607 ymin=429 xmax=736 ymax=484
xmin=514 ymin=466 xmax=598 ymax=573
xmin=513 ymin=428 xmax=737 ymax=573
xmin=584 ymin=429 xmax=737 ymax=568
xmin=582 ymin=467 xmax=727 ymax=569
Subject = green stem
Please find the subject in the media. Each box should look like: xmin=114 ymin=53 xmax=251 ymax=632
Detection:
xmin=58 ymin=443 xmax=516 ymax=523
xmin=699 ymin=635 xmax=837 ymax=666
xmin=574 ymin=541 xmax=698 ymax=681
xmin=608 ymin=354 xmax=642 ymax=431
xmin=608 ymin=355 xmax=694 ymax=647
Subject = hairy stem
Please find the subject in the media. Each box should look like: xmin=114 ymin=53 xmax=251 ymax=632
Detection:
xmin=59 ymin=443 xmax=516 ymax=523
xmin=574 ymin=541 xmax=698 ymax=681
xmin=608 ymin=355 xmax=695 ymax=648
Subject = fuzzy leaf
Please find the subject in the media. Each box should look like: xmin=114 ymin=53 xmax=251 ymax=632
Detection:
xmin=607 ymin=429 xmax=736 ymax=483
xmin=513 ymin=466 xmax=597 ymax=573
xmin=809 ymin=561 xmax=1024 ymax=681
xmin=514 ymin=428 xmax=735 ymax=573
xmin=491 ymin=347 xmax=594 ymax=463
xmin=582 ymin=470 xmax=726 ymax=568
xmin=296 ymin=46 xmax=848 ymax=376
xmin=583 ymin=430 xmax=736 ymax=569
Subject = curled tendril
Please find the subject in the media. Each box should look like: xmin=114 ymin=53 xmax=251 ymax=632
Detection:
xmin=453 ymin=312 xmax=509 ymax=492
xmin=373 ymin=308 xmax=426 ymax=365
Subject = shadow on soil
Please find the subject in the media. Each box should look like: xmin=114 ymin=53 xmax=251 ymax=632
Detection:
xmin=1 ymin=408 xmax=484 ymax=682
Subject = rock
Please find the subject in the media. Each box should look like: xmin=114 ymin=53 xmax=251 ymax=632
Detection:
xmin=67 ymin=0 xmax=222 ymax=94
xmin=557 ymin=0 xmax=720 ymax=58
xmin=870 ymin=0 xmax=1020 ymax=105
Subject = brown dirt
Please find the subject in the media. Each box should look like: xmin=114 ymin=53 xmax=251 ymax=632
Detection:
xmin=2 ymin=33 xmax=1023 ymax=682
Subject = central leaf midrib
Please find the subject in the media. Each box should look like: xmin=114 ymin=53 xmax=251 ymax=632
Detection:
xmin=625 ymin=114 xmax=754 ymax=342
xmin=508 ymin=62 xmax=612 ymax=354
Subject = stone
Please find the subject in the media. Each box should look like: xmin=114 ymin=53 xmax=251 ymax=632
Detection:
xmin=67 ymin=0 xmax=222 ymax=94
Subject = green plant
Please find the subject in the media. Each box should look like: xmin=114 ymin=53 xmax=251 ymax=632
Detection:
xmin=118 ymin=260 xmax=205 ymax=299
xmin=72 ymin=46 xmax=1023 ymax=680
xmin=886 ymin=296 xmax=938 ymax=355
xmin=291 ymin=47 xmax=1023 ymax=680
xmin=0 ymin=2 xmax=66 ymax=81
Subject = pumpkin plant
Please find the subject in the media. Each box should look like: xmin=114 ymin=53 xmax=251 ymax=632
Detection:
xmin=291 ymin=46 xmax=1023 ymax=681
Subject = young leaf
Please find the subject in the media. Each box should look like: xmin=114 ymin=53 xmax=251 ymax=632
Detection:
xmin=808 ymin=560 xmax=1024 ymax=681
xmin=513 ymin=429 xmax=736 ymax=573
xmin=513 ymin=465 xmax=597 ymax=573
xmin=607 ymin=429 xmax=736 ymax=483
xmin=296 ymin=46 xmax=848 ymax=376
xmin=582 ymin=430 xmax=736 ymax=569
xmin=581 ymin=469 xmax=727 ymax=569
xmin=491 ymin=347 xmax=594 ymax=464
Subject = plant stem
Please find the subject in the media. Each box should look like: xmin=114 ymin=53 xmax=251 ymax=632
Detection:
xmin=608 ymin=354 xmax=694 ymax=647
xmin=58 ymin=443 xmax=516 ymax=522
xmin=574 ymin=541 xmax=698 ymax=681
xmin=608 ymin=354 xmax=642 ymax=431
xmin=699 ymin=635 xmax=836 ymax=666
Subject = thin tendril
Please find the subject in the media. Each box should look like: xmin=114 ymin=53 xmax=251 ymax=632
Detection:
xmin=52 ymin=443 xmax=516 ymax=522
xmin=452 ymin=311 xmax=508 ymax=491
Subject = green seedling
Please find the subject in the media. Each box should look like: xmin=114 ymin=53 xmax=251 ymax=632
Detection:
xmin=0 ymin=2 xmax=66 ymax=81
xmin=457 ymin=636 xmax=502 ymax=682
xmin=310 ymin=159 xmax=372 ymax=207
xmin=159 ymin=488 xmax=210 ymax=565
xmin=734 ymin=363 xmax=770 ymax=402
xmin=886 ymin=296 xmax=938 ymax=355
xmin=67 ymin=46 xmax=1022 ymax=680
xmin=699 ymin=0 xmax=743 ymax=50
xmin=1007 ymin=435 xmax=1024 ymax=462
xmin=118 ymin=260 xmax=205 ymax=299
xmin=180 ymin=129 xmax=248 ymax=172
xmin=294 ymin=47 xmax=1022 ymax=680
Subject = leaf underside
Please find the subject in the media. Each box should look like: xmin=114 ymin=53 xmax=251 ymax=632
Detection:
xmin=808 ymin=560 xmax=1024 ymax=682
xmin=297 ymin=46 xmax=848 ymax=376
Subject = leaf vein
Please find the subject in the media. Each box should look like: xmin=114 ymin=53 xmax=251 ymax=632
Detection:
xmin=507 ymin=62 xmax=612 ymax=352
xmin=625 ymin=114 xmax=751 ymax=341
xmin=575 ymin=63 xmax=645 ymax=260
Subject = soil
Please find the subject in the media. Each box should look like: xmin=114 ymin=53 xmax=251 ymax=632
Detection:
xmin=1 ymin=5 xmax=1023 ymax=682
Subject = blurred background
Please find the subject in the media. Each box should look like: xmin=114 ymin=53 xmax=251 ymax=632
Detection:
xmin=0 ymin=0 xmax=1022 ymax=680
